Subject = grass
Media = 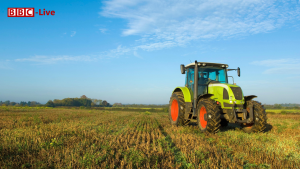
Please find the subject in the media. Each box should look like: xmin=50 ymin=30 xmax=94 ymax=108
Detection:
xmin=0 ymin=106 xmax=300 ymax=168
xmin=104 ymin=107 xmax=163 ymax=110
xmin=265 ymin=109 xmax=300 ymax=114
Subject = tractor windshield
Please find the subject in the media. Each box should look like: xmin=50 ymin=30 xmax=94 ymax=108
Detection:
xmin=200 ymin=67 xmax=227 ymax=83
xmin=186 ymin=67 xmax=227 ymax=95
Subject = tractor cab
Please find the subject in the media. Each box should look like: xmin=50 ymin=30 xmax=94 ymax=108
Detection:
xmin=184 ymin=62 xmax=229 ymax=96
xmin=181 ymin=61 xmax=242 ymax=110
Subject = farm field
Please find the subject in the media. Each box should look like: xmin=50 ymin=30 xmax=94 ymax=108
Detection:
xmin=0 ymin=107 xmax=300 ymax=168
xmin=265 ymin=109 xmax=300 ymax=114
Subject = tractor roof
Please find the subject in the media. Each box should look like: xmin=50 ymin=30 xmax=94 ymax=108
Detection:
xmin=185 ymin=62 xmax=228 ymax=68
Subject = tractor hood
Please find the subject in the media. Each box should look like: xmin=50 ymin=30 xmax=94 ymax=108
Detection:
xmin=208 ymin=83 xmax=244 ymax=108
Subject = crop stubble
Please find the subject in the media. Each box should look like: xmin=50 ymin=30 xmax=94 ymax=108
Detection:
xmin=0 ymin=106 xmax=299 ymax=168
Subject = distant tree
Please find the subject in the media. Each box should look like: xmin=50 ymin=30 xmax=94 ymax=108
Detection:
xmin=102 ymin=100 xmax=108 ymax=107
xmin=30 ymin=101 xmax=37 ymax=107
xmin=20 ymin=101 xmax=27 ymax=106
xmin=113 ymin=103 xmax=122 ymax=107
xmin=80 ymin=95 xmax=87 ymax=99
xmin=78 ymin=98 xmax=92 ymax=107
xmin=91 ymin=99 xmax=101 ymax=107
xmin=4 ymin=100 xmax=10 ymax=106
xmin=45 ymin=100 xmax=55 ymax=107
xmin=274 ymin=104 xmax=282 ymax=109
xmin=98 ymin=100 xmax=102 ymax=106
xmin=10 ymin=102 xmax=16 ymax=106
xmin=53 ymin=99 xmax=62 ymax=106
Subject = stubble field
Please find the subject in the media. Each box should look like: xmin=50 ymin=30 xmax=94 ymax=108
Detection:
xmin=0 ymin=106 xmax=300 ymax=169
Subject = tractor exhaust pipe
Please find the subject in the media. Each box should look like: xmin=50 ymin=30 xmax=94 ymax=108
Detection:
xmin=193 ymin=60 xmax=198 ymax=116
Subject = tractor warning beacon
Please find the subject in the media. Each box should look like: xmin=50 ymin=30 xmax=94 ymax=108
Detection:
xmin=169 ymin=61 xmax=267 ymax=133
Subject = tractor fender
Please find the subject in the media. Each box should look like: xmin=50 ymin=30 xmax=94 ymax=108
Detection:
xmin=172 ymin=87 xmax=193 ymax=117
xmin=192 ymin=93 xmax=214 ymax=117
xmin=172 ymin=87 xmax=192 ymax=102
xmin=244 ymin=95 xmax=257 ymax=101
xmin=197 ymin=94 xmax=214 ymax=103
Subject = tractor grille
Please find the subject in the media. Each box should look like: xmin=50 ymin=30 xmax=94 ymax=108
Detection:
xmin=230 ymin=87 xmax=243 ymax=100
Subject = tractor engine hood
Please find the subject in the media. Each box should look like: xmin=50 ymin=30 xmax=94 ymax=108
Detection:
xmin=208 ymin=83 xmax=244 ymax=106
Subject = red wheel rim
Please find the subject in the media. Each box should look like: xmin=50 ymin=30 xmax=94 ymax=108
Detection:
xmin=199 ymin=106 xmax=207 ymax=128
xmin=171 ymin=99 xmax=179 ymax=121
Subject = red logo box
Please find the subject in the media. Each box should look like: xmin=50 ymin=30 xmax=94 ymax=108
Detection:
xmin=8 ymin=8 xmax=35 ymax=17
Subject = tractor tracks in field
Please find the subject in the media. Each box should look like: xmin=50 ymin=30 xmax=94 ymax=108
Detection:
xmin=153 ymin=117 xmax=191 ymax=168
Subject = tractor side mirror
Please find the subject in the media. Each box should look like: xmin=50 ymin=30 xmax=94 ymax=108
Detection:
xmin=180 ymin=64 xmax=185 ymax=74
xmin=237 ymin=67 xmax=240 ymax=77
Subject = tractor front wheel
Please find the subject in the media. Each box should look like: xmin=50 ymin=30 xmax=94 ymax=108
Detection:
xmin=241 ymin=100 xmax=267 ymax=133
xmin=169 ymin=92 xmax=186 ymax=126
xmin=197 ymin=98 xmax=221 ymax=133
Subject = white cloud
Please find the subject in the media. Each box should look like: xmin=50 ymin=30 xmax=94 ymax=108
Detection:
xmin=0 ymin=61 xmax=13 ymax=69
xmin=15 ymin=55 xmax=96 ymax=64
xmin=133 ymin=50 xmax=142 ymax=58
xmin=14 ymin=46 xmax=134 ymax=64
xmin=102 ymin=45 xmax=131 ymax=58
xmin=135 ymin=41 xmax=177 ymax=51
xmin=251 ymin=59 xmax=300 ymax=74
xmin=101 ymin=0 xmax=300 ymax=51
xmin=99 ymin=28 xmax=107 ymax=33
xmin=70 ymin=31 xmax=76 ymax=37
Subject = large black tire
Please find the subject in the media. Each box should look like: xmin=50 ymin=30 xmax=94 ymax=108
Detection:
xmin=241 ymin=100 xmax=267 ymax=133
xmin=169 ymin=92 xmax=185 ymax=126
xmin=196 ymin=98 xmax=221 ymax=133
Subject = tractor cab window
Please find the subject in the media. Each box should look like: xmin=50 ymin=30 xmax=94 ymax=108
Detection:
xmin=186 ymin=67 xmax=228 ymax=96
xmin=186 ymin=68 xmax=194 ymax=88
xmin=186 ymin=68 xmax=208 ymax=95
xmin=204 ymin=68 xmax=227 ymax=83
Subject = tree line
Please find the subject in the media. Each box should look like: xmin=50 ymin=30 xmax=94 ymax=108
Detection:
xmin=1 ymin=95 xmax=111 ymax=108
xmin=263 ymin=103 xmax=300 ymax=109
xmin=0 ymin=100 xmax=42 ymax=107
xmin=45 ymin=95 xmax=110 ymax=107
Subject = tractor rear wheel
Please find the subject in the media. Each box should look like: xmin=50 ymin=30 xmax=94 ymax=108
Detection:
xmin=169 ymin=92 xmax=186 ymax=126
xmin=241 ymin=100 xmax=267 ymax=133
xmin=196 ymin=98 xmax=221 ymax=133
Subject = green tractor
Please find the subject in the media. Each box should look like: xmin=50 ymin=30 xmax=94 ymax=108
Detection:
xmin=169 ymin=61 xmax=267 ymax=133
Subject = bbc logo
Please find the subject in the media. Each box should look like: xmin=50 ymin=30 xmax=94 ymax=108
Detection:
xmin=8 ymin=8 xmax=35 ymax=17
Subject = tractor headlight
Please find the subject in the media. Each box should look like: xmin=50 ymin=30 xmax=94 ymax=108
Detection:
xmin=230 ymin=96 xmax=232 ymax=100
xmin=203 ymin=63 xmax=206 ymax=66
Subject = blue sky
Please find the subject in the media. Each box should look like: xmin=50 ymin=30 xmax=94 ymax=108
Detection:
xmin=1 ymin=0 xmax=300 ymax=105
